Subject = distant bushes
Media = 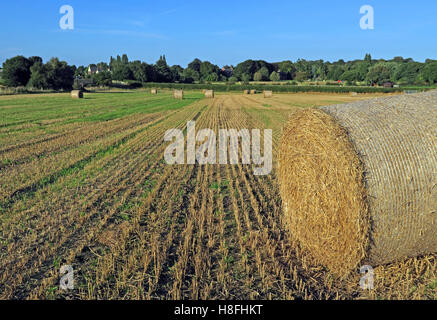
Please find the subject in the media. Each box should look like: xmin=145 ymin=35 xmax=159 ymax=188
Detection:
xmin=0 ymin=86 xmax=59 ymax=95
xmin=0 ymin=86 xmax=30 ymax=95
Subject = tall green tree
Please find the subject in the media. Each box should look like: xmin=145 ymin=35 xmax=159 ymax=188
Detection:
xmin=241 ymin=73 xmax=251 ymax=82
xmin=364 ymin=53 xmax=372 ymax=63
xmin=253 ymin=71 xmax=263 ymax=81
xmin=121 ymin=54 xmax=129 ymax=64
xmin=277 ymin=60 xmax=296 ymax=80
xmin=28 ymin=61 xmax=49 ymax=89
xmin=170 ymin=65 xmax=184 ymax=82
xmin=28 ymin=56 xmax=43 ymax=66
xmin=327 ymin=65 xmax=344 ymax=81
xmin=2 ymin=56 xmax=32 ymax=86
xmin=75 ymin=66 xmax=87 ymax=77
xmin=155 ymin=55 xmax=172 ymax=82
xmin=295 ymin=71 xmax=310 ymax=82
xmin=188 ymin=58 xmax=202 ymax=73
xmin=233 ymin=60 xmax=274 ymax=81
xmin=366 ymin=63 xmax=392 ymax=85
xmin=270 ymin=71 xmax=280 ymax=82
xmin=259 ymin=67 xmax=270 ymax=80
xmin=92 ymin=71 xmax=112 ymax=86
xmin=393 ymin=62 xmax=423 ymax=84
xmin=46 ymin=58 xmax=75 ymax=90
xmin=112 ymin=64 xmax=133 ymax=81
xmin=199 ymin=61 xmax=220 ymax=81
xmin=422 ymin=62 xmax=437 ymax=84
xmin=182 ymin=68 xmax=199 ymax=83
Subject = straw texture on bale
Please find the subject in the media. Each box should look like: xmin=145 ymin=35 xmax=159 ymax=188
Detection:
xmin=278 ymin=91 xmax=437 ymax=277
xmin=151 ymin=89 xmax=158 ymax=94
xmin=173 ymin=90 xmax=184 ymax=99
xmin=250 ymin=89 xmax=257 ymax=94
xmin=71 ymin=90 xmax=83 ymax=99
xmin=264 ymin=90 xmax=273 ymax=98
xmin=243 ymin=90 xmax=250 ymax=95
xmin=204 ymin=90 xmax=214 ymax=98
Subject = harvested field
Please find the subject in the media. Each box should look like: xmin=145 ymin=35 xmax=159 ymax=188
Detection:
xmin=0 ymin=90 xmax=435 ymax=300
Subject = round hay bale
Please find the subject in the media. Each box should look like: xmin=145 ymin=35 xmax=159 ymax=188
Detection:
xmin=349 ymin=91 xmax=358 ymax=96
xmin=243 ymin=90 xmax=250 ymax=95
xmin=173 ymin=90 xmax=184 ymax=100
xmin=204 ymin=90 xmax=214 ymax=98
xmin=250 ymin=89 xmax=257 ymax=95
xmin=151 ymin=88 xmax=158 ymax=94
xmin=278 ymin=91 xmax=437 ymax=277
xmin=264 ymin=90 xmax=273 ymax=98
xmin=71 ymin=90 xmax=83 ymax=99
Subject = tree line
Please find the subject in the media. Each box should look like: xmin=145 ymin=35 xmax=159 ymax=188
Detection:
xmin=1 ymin=56 xmax=75 ymax=90
xmin=2 ymin=53 xmax=437 ymax=90
xmin=230 ymin=54 xmax=437 ymax=86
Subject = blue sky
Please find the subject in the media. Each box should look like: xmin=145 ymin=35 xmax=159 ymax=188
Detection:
xmin=1 ymin=0 xmax=436 ymax=67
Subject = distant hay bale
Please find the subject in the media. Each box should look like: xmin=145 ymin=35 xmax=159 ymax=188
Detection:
xmin=151 ymin=89 xmax=158 ymax=94
xmin=173 ymin=90 xmax=184 ymax=100
xmin=71 ymin=90 xmax=83 ymax=99
xmin=349 ymin=91 xmax=358 ymax=96
xmin=264 ymin=90 xmax=273 ymax=98
xmin=243 ymin=90 xmax=250 ymax=95
xmin=278 ymin=91 xmax=437 ymax=277
xmin=204 ymin=90 xmax=214 ymax=98
xmin=250 ymin=89 xmax=257 ymax=94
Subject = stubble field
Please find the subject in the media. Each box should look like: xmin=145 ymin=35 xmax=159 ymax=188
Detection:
xmin=0 ymin=90 xmax=435 ymax=300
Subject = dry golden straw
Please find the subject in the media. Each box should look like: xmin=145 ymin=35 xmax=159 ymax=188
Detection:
xmin=71 ymin=90 xmax=83 ymax=99
xmin=151 ymin=89 xmax=158 ymax=94
xmin=250 ymin=89 xmax=257 ymax=94
xmin=204 ymin=90 xmax=214 ymax=98
xmin=264 ymin=90 xmax=273 ymax=98
xmin=173 ymin=90 xmax=184 ymax=100
xmin=278 ymin=91 xmax=437 ymax=278
xmin=243 ymin=90 xmax=250 ymax=95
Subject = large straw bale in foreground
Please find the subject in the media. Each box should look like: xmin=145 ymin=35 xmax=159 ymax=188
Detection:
xmin=173 ymin=90 xmax=184 ymax=99
xmin=278 ymin=91 xmax=437 ymax=277
xmin=71 ymin=90 xmax=83 ymax=99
